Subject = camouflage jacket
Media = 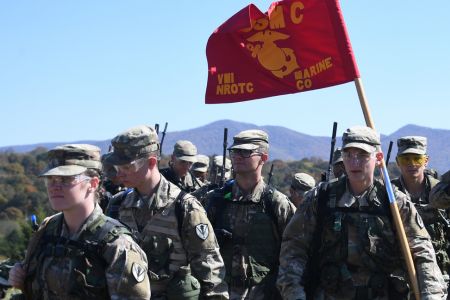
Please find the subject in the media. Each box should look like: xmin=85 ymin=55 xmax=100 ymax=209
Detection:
xmin=391 ymin=173 xmax=439 ymax=206
xmin=392 ymin=174 xmax=450 ymax=275
xmin=24 ymin=205 xmax=150 ymax=300
xmin=277 ymin=177 xmax=447 ymax=300
xmin=206 ymin=179 xmax=296 ymax=298
xmin=114 ymin=175 xmax=229 ymax=299
xmin=160 ymin=166 xmax=203 ymax=193
xmin=430 ymin=170 xmax=450 ymax=210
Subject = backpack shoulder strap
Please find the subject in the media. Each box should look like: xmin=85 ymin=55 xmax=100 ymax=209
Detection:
xmin=174 ymin=190 xmax=188 ymax=236
xmin=106 ymin=188 xmax=133 ymax=219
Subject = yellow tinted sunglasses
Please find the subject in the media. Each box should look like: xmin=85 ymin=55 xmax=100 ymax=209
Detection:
xmin=397 ymin=154 xmax=427 ymax=166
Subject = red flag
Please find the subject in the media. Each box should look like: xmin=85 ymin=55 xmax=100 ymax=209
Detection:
xmin=205 ymin=0 xmax=360 ymax=104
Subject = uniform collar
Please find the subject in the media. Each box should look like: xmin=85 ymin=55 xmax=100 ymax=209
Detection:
xmin=122 ymin=176 xmax=173 ymax=210
xmin=341 ymin=180 xmax=373 ymax=208
xmin=60 ymin=204 xmax=103 ymax=239
xmin=232 ymin=179 xmax=266 ymax=203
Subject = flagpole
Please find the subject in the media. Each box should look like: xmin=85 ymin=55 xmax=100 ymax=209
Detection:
xmin=354 ymin=77 xmax=421 ymax=300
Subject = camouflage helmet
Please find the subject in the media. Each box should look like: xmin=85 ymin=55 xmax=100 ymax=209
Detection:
xmin=291 ymin=173 xmax=316 ymax=192
xmin=40 ymin=144 xmax=101 ymax=177
xmin=191 ymin=155 xmax=209 ymax=173
xmin=332 ymin=147 xmax=343 ymax=165
xmin=213 ymin=155 xmax=231 ymax=170
xmin=228 ymin=129 xmax=269 ymax=151
xmin=101 ymin=153 xmax=118 ymax=179
xmin=173 ymin=140 xmax=197 ymax=163
xmin=105 ymin=125 xmax=159 ymax=165
xmin=397 ymin=136 xmax=427 ymax=156
xmin=342 ymin=126 xmax=380 ymax=153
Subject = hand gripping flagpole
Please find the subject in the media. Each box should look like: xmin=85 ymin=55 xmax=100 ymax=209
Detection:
xmin=354 ymin=77 xmax=420 ymax=300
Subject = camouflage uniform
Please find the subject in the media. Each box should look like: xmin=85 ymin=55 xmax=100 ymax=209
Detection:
xmin=160 ymin=140 xmax=203 ymax=193
xmin=160 ymin=167 xmax=203 ymax=193
xmin=24 ymin=206 xmax=150 ymax=300
xmin=0 ymin=259 xmax=14 ymax=299
xmin=392 ymin=136 xmax=450 ymax=283
xmin=430 ymin=170 xmax=450 ymax=210
xmin=22 ymin=144 xmax=151 ymax=300
xmin=105 ymin=126 xmax=228 ymax=299
xmin=206 ymin=130 xmax=296 ymax=299
xmin=209 ymin=156 xmax=232 ymax=185
xmin=191 ymin=155 xmax=219 ymax=207
xmin=277 ymin=126 xmax=446 ymax=300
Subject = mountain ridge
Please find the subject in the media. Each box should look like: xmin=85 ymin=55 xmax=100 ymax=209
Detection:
xmin=2 ymin=120 xmax=449 ymax=173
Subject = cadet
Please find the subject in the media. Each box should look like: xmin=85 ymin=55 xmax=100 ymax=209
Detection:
xmin=332 ymin=147 xmax=346 ymax=178
xmin=191 ymin=154 xmax=210 ymax=184
xmin=278 ymin=126 xmax=446 ymax=299
xmin=8 ymin=144 xmax=151 ymax=299
xmin=160 ymin=140 xmax=203 ymax=192
xmin=98 ymin=152 xmax=125 ymax=212
xmin=206 ymin=129 xmax=296 ymax=299
xmin=391 ymin=136 xmax=450 ymax=286
xmin=192 ymin=155 xmax=232 ymax=207
xmin=289 ymin=173 xmax=316 ymax=207
xmin=209 ymin=155 xmax=232 ymax=185
xmin=430 ymin=170 xmax=450 ymax=209
xmin=190 ymin=155 xmax=215 ymax=207
xmin=104 ymin=125 xmax=229 ymax=299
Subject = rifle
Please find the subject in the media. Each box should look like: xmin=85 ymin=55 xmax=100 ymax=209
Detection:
xmin=325 ymin=122 xmax=338 ymax=181
xmin=160 ymin=122 xmax=168 ymax=156
xmin=267 ymin=163 xmax=275 ymax=186
xmin=385 ymin=141 xmax=393 ymax=166
xmin=154 ymin=123 xmax=160 ymax=135
xmin=220 ymin=128 xmax=228 ymax=187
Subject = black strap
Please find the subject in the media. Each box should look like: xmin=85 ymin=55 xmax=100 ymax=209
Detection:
xmin=305 ymin=181 xmax=329 ymax=299
xmin=174 ymin=190 xmax=188 ymax=236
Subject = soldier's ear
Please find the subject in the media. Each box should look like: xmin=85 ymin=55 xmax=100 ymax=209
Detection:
xmin=88 ymin=176 xmax=100 ymax=191
xmin=261 ymin=153 xmax=269 ymax=162
xmin=149 ymin=156 xmax=158 ymax=168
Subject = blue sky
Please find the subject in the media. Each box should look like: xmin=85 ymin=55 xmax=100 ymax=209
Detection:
xmin=1 ymin=1 xmax=449 ymax=147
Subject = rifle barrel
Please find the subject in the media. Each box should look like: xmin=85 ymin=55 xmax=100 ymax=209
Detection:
xmin=160 ymin=122 xmax=168 ymax=155
xmin=326 ymin=122 xmax=338 ymax=181
xmin=221 ymin=128 xmax=228 ymax=186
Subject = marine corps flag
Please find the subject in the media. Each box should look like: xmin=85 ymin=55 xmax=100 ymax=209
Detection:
xmin=205 ymin=0 xmax=360 ymax=104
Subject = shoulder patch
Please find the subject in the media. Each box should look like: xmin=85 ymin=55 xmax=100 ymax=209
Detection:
xmin=195 ymin=223 xmax=209 ymax=240
xmin=132 ymin=262 xmax=146 ymax=283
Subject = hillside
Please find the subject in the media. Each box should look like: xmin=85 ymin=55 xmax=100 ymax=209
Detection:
xmin=1 ymin=120 xmax=449 ymax=173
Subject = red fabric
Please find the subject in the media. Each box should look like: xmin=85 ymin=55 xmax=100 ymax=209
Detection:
xmin=205 ymin=0 xmax=360 ymax=104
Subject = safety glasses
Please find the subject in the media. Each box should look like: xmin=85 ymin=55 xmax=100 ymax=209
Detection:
xmin=44 ymin=175 xmax=91 ymax=188
xmin=116 ymin=157 xmax=148 ymax=173
xmin=229 ymin=149 xmax=261 ymax=158
xmin=397 ymin=154 xmax=427 ymax=166
xmin=342 ymin=151 xmax=375 ymax=164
